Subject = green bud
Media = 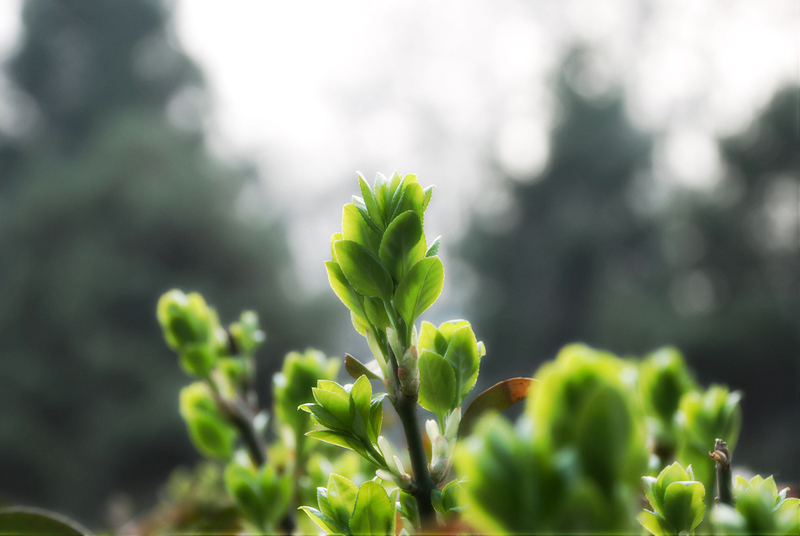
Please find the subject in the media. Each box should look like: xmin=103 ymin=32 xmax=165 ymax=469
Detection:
xmin=713 ymin=474 xmax=800 ymax=536
xmin=178 ymin=343 xmax=216 ymax=378
xmin=639 ymin=462 xmax=706 ymax=535
xmin=273 ymin=349 xmax=339 ymax=433
xmin=639 ymin=347 xmax=696 ymax=425
xmin=228 ymin=310 xmax=266 ymax=356
xmin=157 ymin=289 xmax=219 ymax=351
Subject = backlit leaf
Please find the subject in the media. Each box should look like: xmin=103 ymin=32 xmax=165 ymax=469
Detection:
xmin=418 ymin=351 xmax=456 ymax=422
xmin=335 ymin=240 xmax=394 ymax=301
xmin=394 ymin=256 xmax=444 ymax=326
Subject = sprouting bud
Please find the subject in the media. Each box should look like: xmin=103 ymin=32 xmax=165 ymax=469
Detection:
xmin=426 ymin=419 xmax=440 ymax=443
xmin=444 ymin=408 xmax=461 ymax=442
xmin=378 ymin=436 xmax=395 ymax=463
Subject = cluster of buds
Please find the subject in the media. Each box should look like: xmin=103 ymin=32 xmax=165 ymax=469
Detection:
xmin=389 ymin=327 xmax=420 ymax=398
xmin=375 ymin=435 xmax=416 ymax=493
xmin=426 ymin=410 xmax=461 ymax=484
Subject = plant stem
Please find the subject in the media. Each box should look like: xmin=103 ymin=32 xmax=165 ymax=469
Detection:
xmin=710 ymin=438 xmax=733 ymax=506
xmin=387 ymin=338 xmax=435 ymax=519
xmin=223 ymin=398 xmax=267 ymax=467
xmin=395 ymin=392 xmax=436 ymax=519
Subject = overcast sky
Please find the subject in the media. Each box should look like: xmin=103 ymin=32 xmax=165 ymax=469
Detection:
xmin=1 ymin=0 xmax=797 ymax=295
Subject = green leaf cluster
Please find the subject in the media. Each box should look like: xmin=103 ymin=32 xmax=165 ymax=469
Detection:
xmin=179 ymin=382 xmax=237 ymax=461
xmin=455 ymin=344 xmax=648 ymax=534
xmin=639 ymin=348 xmax=697 ymax=464
xmin=273 ymin=349 xmax=341 ymax=436
xmin=159 ymin=289 xmax=350 ymax=534
xmin=676 ymin=385 xmax=742 ymax=499
xmin=417 ymin=320 xmax=485 ymax=424
xmin=300 ymin=376 xmax=388 ymax=470
xmin=301 ymin=475 xmax=398 ymax=536
xmin=224 ymin=460 xmax=292 ymax=532
xmin=528 ymin=345 xmax=648 ymax=495
xmin=157 ymin=290 xmax=225 ymax=377
xmin=713 ymin=475 xmax=800 ymax=535
xmin=228 ymin=311 xmax=266 ymax=356
xmin=639 ymin=462 xmax=705 ymax=536
xmin=327 ymin=172 xmax=442 ymax=361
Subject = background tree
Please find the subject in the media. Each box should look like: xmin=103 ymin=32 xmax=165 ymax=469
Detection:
xmin=462 ymin=50 xmax=798 ymax=482
xmin=0 ymin=0 xmax=336 ymax=522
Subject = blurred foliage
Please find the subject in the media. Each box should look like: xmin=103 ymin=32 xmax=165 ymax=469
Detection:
xmin=462 ymin=50 xmax=799 ymax=480
xmin=0 ymin=0 xmax=335 ymax=522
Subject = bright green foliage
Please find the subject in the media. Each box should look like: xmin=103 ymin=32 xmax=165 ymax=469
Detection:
xmin=300 ymin=475 xmax=398 ymax=536
xmin=676 ymin=385 xmax=742 ymax=500
xmin=327 ymin=172 xmax=443 ymax=365
xmin=160 ymin=290 xmax=347 ymax=533
xmin=455 ymin=344 xmax=648 ymax=534
xmin=179 ymin=382 xmax=237 ymax=461
xmin=713 ymin=475 xmax=800 ymax=535
xmin=300 ymin=377 xmax=389 ymax=471
xmin=639 ymin=462 xmax=706 ymax=535
xmin=223 ymin=460 xmax=292 ymax=532
xmin=273 ymin=350 xmax=341 ymax=441
xmin=639 ymin=348 xmax=697 ymax=467
xmin=529 ymin=345 xmax=648 ymax=495
xmin=228 ymin=311 xmax=267 ymax=356
xmin=418 ymin=320 xmax=486 ymax=418
xmin=157 ymin=290 xmax=225 ymax=377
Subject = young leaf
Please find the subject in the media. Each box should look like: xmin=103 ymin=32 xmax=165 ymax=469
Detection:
xmin=396 ymin=181 xmax=425 ymax=222
xmin=185 ymin=411 xmax=236 ymax=461
xmin=312 ymin=388 xmax=352 ymax=428
xmin=394 ymin=256 xmax=444 ymax=326
xmin=460 ymin=378 xmax=538 ymax=438
xmin=350 ymin=375 xmax=373 ymax=423
xmin=444 ymin=325 xmax=481 ymax=404
xmin=368 ymin=397 xmax=384 ymax=443
xmin=349 ymin=481 xmax=394 ymax=536
xmin=342 ymin=203 xmax=381 ymax=254
xmin=345 ymin=354 xmax=383 ymax=381
xmin=330 ymin=232 xmax=343 ymax=261
xmin=418 ymin=351 xmax=457 ymax=423
xmin=327 ymin=474 xmax=359 ymax=529
xmin=326 ymin=261 xmax=366 ymax=317
xmin=334 ymin=240 xmax=394 ymax=301
xmin=426 ymin=236 xmax=441 ymax=257
xmin=299 ymin=506 xmax=342 ymax=535
xmin=422 ymin=185 xmax=434 ymax=212
xmin=378 ymin=210 xmax=425 ymax=282
xmin=662 ymin=481 xmax=705 ymax=532
xmin=637 ymin=510 xmax=672 ymax=536
xmin=306 ymin=430 xmax=360 ymax=452
xmin=358 ymin=173 xmax=384 ymax=230
xmin=364 ymin=296 xmax=392 ymax=330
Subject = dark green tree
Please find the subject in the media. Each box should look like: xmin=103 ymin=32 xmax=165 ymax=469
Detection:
xmin=462 ymin=51 xmax=798 ymax=481
xmin=0 ymin=0 xmax=335 ymax=522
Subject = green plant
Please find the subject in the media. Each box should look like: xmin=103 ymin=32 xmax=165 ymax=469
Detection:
xmin=639 ymin=462 xmax=706 ymax=536
xmin=4 ymin=170 xmax=797 ymax=536
xmin=713 ymin=474 xmax=800 ymax=535
xmin=157 ymin=289 xmax=342 ymax=534
xmin=308 ymin=172 xmax=493 ymax=530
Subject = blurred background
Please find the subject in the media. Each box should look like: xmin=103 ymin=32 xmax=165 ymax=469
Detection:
xmin=0 ymin=0 xmax=797 ymax=528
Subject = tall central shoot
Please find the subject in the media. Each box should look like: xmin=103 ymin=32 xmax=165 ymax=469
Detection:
xmin=301 ymin=172 xmax=484 ymax=529
xmin=327 ymin=171 xmax=441 ymax=514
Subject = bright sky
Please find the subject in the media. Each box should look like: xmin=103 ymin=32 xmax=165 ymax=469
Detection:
xmin=1 ymin=0 xmax=797 ymax=294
